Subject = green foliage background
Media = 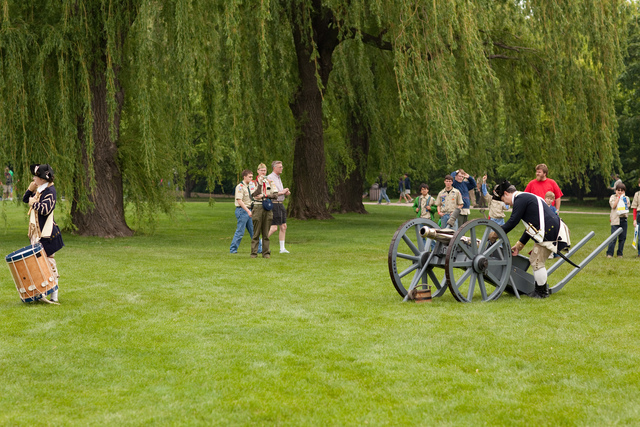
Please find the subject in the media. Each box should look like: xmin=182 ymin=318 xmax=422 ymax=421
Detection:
xmin=0 ymin=0 xmax=632 ymax=226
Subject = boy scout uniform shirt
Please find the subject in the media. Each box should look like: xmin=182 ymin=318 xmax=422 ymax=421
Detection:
xmin=253 ymin=177 xmax=278 ymax=203
xmin=609 ymin=193 xmax=629 ymax=225
xmin=488 ymin=198 xmax=509 ymax=219
xmin=631 ymin=190 xmax=640 ymax=213
xmin=234 ymin=182 xmax=252 ymax=208
xmin=436 ymin=188 xmax=463 ymax=214
xmin=417 ymin=195 xmax=436 ymax=219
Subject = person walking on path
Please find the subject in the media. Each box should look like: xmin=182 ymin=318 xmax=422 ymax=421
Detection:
xmin=397 ymin=174 xmax=412 ymax=203
xmin=397 ymin=175 xmax=406 ymax=203
xmin=403 ymin=174 xmax=413 ymax=202
xmin=377 ymin=174 xmax=390 ymax=204
xmin=267 ymin=161 xmax=291 ymax=254
xmin=230 ymin=170 xmax=254 ymax=254
xmin=524 ymin=163 xmax=563 ymax=213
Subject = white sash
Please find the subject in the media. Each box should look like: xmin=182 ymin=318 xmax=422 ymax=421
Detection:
xmin=514 ymin=191 xmax=570 ymax=253
xmin=513 ymin=192 xmax=545 ymax=243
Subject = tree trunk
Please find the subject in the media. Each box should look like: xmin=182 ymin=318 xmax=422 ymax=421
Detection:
xmin=184 ymin=167 xmax=194 ymax=199
xmin=330 ymin=112 xmax=370 ymax=214
xmin=71 ymin=67 xmax=133 ymax=237
xmin=286 ymin=1 xmax=338 ymax=220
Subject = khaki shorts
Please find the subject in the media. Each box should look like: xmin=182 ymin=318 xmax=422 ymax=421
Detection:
xmin=529 ymin=243 xmax=552 ymax=271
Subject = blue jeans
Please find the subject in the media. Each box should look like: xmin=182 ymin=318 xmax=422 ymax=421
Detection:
xmin=378 ymin=187 xmax=390 ymax=204
xmin=440 ymin=213 xmax=458 ymax=231
xmin=230 ymin=208 xmax=254 ymax=253
xmin=490 ymin=218 xmax=505 ymax=226
xmin=606 ymin=219 xmax=627 ymax=257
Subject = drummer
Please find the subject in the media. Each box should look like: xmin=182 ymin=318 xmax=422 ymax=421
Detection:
xmin=23 ymin=164 xmax=64 ymax=303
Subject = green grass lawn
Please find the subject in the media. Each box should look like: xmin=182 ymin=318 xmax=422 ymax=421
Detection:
xmin=1 ymin=200 xmax=638 ymax=426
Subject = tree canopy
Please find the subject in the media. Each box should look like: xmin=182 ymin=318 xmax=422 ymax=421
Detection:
xmin=0 ymin=0 xmax=629 ymax=235
xmin=616 ymin=4 xmax=640 ymax=185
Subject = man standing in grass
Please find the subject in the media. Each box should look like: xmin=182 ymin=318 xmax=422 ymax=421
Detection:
xmin=230 ymin=170 xmax=254 ymax=254
xmin=451 ymin=169 xmax=476 ymax=225
xmin=251 ymin=163 xmax=278 ymax=259
xmin=267 ymin=161 xmax=291 ymax=254
xmin=524 ymin=163 xmax=563 ymax=213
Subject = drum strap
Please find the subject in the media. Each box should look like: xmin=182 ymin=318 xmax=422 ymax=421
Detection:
xmin=28 ymin=198 xmax=41 ymax=242
xmin=28 ymin=183 xmax=55 ymax=241
xmin=41 ymin=212 xmax=55 ymax=238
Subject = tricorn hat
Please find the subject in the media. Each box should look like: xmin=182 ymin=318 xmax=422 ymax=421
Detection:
xmin=492 ymin=180 xmax=512 ymax=201
xmin=30 ymin=164 xmax=55 ymax=182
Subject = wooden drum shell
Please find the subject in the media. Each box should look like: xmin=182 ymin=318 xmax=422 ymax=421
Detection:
xmin=6 ymin=244 xmax=57 ymax=302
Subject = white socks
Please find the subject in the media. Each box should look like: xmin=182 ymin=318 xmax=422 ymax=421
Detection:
xmin=533 ymin=268 xmax=548 ymax=286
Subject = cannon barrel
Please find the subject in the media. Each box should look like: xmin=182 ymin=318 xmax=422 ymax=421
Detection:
xmin=420 ymin=226 xmax=455 ymax=243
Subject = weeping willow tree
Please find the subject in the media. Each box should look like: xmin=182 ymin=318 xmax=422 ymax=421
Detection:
xmin=210 ymin=0 xmax=626 ymax=217
xmin=1 ymin=0 xmax=628 ymax=232
xmin=0 ymin=0 xmax=290 ymax=236
xmin=323 ymin=0 xmax=628 ymax=212
xmin=0 ymin=1 xmax=189 ymax=236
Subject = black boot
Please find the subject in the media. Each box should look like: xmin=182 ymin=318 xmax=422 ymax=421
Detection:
xmin=528 ymin=283 xmax=549 ymax=299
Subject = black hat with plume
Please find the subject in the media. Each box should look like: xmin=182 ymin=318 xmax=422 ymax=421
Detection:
xmin=30 ymin=164 xmax=55 ymax=182
xmin=492 ymin=180 xmax=512 ymax=201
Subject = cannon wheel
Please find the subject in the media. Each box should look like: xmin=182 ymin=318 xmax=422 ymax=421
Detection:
xmin=388 ymin=218 xmax=448 ymax=299
xmin=445 ymin=219 xmax=512 ymax=303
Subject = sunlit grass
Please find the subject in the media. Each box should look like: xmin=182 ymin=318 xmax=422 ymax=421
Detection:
xmin=0 ymin=200 xmax=638 ymax=425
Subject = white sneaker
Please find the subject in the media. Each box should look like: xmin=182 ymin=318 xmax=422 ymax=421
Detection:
xmin=280 ymin=249 xmax=290 ymax=254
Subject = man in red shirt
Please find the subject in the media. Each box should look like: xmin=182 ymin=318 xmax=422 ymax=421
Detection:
xmin=524 ymin=163 xmax=563 ymax=213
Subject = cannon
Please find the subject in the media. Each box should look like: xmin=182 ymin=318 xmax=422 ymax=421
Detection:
xmin=388 ymin=218 xmax=623 ymax=303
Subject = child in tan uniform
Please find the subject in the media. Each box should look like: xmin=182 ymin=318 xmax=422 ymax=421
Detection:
xmin=481 ymin=175 xmax=509 ymax=225
xmin=413 ymin=183 xmax=437 ymax=220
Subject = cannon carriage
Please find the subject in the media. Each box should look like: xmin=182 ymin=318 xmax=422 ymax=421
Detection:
xmin=388 ymin=217 xmax=623 ymax=303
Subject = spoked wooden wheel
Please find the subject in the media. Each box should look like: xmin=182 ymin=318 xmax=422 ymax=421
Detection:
xmin=445 ymin=219 xmax=512 ymax=303
xmin=388 ymin=218 xmax=448 ymax=299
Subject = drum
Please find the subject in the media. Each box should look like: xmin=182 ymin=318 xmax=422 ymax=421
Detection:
xmin=5 ymin=243 xmax=57 ymax=302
